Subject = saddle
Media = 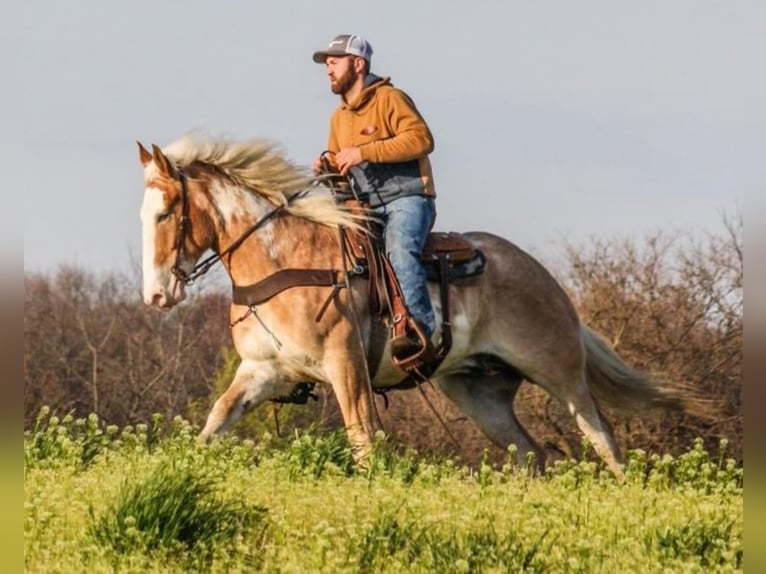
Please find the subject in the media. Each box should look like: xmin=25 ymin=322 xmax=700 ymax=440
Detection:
xmin=340 ymin=200 xmax=486 ymax=379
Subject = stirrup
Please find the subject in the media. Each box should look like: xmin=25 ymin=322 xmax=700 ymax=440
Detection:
xmin=390 ymin=319 xmax=435 ymax=370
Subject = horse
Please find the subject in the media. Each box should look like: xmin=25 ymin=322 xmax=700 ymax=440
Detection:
xmin=137 ymin=133 xmax=686 ymax=480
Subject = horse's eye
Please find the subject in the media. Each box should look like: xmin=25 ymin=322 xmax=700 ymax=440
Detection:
xmin=157 ymin=212 xmax=171 ymax=223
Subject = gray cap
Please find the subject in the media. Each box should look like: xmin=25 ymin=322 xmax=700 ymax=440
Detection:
xmin=312 ymin=34 xmax=373 ymax=64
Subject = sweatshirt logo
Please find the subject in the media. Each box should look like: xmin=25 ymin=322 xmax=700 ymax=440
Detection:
xmin=360 ymin=125 xmax=378 ymax=136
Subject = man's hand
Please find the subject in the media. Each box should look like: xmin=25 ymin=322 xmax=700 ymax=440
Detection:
xmin=335 ymin=146 xmax=363 ymax=175
xmin=311 ymin=157 xmax=324 ymax=175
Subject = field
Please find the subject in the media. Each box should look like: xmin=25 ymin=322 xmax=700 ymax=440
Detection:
xmin=24 ymin=409 xmax=743 ymax=573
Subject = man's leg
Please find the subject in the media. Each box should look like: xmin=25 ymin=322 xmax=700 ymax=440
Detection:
xmin=383 ymin=195 xmax=436 ymax=338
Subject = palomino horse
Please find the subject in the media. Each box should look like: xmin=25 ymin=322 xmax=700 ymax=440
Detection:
xmin=138 ymin=134 xmax=684 ymax=480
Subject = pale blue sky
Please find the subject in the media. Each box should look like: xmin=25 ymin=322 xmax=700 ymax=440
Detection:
xmin=13 ymin=1 xmax=761 ymax=273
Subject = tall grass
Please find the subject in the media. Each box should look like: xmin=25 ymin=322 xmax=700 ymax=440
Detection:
xmin=352 ymin=511 xmax=551 ymax=573
xmin=24 ymin=408 xmax=743 ymax=573
xmin=89 ymin=462 xmax=267 ymax=563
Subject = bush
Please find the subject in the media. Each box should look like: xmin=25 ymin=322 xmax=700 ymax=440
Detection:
xmin=89 ymin=461 xmax=267 ymax=566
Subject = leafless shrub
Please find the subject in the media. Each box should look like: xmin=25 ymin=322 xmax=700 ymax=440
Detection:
xmin=24 ymin=266 xmax=231 ymax=427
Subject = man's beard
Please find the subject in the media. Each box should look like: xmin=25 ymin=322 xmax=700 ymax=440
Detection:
xmin=331 ymin=67 xmax=359 ymax=95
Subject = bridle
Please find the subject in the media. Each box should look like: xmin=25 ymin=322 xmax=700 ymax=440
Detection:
xmin=168 ymin=169 xmax=192 ymax=283
xmin=168 ymin=167 xmax=307 ymax=285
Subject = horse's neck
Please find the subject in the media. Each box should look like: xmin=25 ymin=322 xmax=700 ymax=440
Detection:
xmin=205 ymin=184 xmax=341 ymax=284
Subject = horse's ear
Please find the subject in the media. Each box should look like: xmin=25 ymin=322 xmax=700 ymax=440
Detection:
xmin=137 ymin=141 xmax=152 ymax=166
xmin=151 ymin=144 xmax=173 ymax=176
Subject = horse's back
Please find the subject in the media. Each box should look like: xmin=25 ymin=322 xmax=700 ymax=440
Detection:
xmin=446 ymin=230 xmax=582 ymax=349
xmin=460 ymin=231 xmax=572 ymax=297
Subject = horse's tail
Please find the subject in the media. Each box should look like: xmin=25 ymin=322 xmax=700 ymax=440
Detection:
xmin=581 ymin=323 xmax=708 ymax=416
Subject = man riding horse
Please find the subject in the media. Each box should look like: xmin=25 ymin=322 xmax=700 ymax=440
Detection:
xmin=135 ymin=36 xmax=693 ymax=479
xmin=311 ymin=34 xmax=437 ymax=362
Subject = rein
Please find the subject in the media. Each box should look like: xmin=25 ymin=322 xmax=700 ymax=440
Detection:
xmin=170 ymin=168 xmax=307 ymax=285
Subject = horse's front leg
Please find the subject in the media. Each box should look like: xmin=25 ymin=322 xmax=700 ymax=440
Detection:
xmin=323 ymin=352 xmax=380 ymax=464
xmin=200 ymin=359 xmax=293 ymax=440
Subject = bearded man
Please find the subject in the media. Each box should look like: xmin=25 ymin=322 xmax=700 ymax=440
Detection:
xmin=311 ymin=34 xmax=437 ymax=360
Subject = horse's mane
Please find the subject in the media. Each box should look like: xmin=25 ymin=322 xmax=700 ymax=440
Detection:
xmin=163 ymin=132 xmax=363 ymax=230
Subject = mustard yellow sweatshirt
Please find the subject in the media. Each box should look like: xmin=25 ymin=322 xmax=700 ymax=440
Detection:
xmin=327 ymin=74 xmax=435 ymax=205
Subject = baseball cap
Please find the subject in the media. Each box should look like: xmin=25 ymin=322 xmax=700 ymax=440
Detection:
xmin=312 ymin=34 xmax=373 ymax=64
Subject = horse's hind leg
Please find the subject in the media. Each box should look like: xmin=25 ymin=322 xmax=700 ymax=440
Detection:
xmin=545 ymin=374 xmax=625 ymax=480
xmin=436 ymin=369 xmax=545 ymax=471
xmin=200 ymin=360 xmax=294 ymax=440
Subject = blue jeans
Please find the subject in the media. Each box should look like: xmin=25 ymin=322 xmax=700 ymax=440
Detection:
xmin=371 ymin=195 xmax=436 ymax=337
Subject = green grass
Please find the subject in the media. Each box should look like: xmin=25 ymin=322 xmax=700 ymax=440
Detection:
xmin=24 ymin=409 xmax=743 ymax=573
xmin=351 ymin=511 xmax=551 ymax=573
xmin=88 ymin=462 xmax=267 ymax=567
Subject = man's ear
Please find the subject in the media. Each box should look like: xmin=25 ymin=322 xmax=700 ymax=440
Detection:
xmin=354 ymin=57 xmax=367 ymax=75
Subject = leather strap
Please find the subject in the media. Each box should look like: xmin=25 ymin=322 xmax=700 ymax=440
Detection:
xmin=380 ymin=256 xmax=410 ymax=340
xmin=232 ymin=268 xmax=344 ymax=307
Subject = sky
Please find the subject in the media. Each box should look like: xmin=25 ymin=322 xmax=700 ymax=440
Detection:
xmin=13 ymin=1 xmax=762 ymax=275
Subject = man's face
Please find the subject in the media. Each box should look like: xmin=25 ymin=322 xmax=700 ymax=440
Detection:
xmin=325 ymin=56 xmax=359 ymax=95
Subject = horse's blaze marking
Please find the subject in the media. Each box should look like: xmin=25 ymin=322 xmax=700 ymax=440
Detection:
xmin=140 ymin=185 xmax=167 ymax=301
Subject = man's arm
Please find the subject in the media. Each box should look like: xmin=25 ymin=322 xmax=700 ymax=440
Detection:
xmin=327 ymin=114 xmax=341 ymax=154
xmin=359 ymin=89 xmax=434 ymax=163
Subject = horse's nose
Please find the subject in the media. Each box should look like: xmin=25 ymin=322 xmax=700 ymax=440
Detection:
xmin=146 ymin=287 xmax=166 ymax=307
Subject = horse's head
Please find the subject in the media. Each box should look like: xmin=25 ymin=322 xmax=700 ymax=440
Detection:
xmin=138 ymin=142 xmax=205 ymax=309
